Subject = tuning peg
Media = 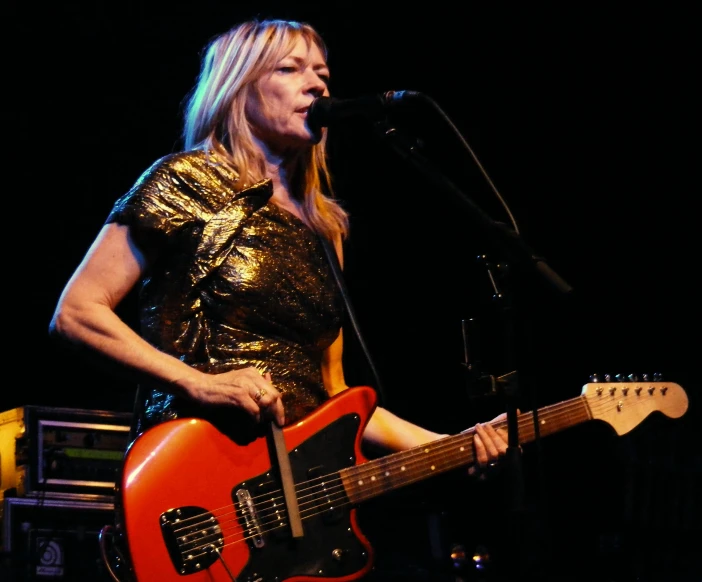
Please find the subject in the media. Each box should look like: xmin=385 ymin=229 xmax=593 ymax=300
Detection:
xmin=628 ymin=374 xmax=639 ymax=382
xmin=604 ymin=373 xmax=612 ymax=382
xmin=653 ymin=372 xmax=663 ymax=381
xmin=589 ymin=373 xmax=601 ymax=383
xmin=615 ymin=374 xmax=626 ymax=382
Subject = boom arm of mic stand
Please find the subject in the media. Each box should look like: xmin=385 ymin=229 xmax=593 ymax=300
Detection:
xmin=373 ymin=121 xmax=573 ymax=295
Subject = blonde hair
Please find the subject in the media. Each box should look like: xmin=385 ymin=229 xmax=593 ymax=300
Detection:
xmin=182 ymin=19 xmax=349 ymax=241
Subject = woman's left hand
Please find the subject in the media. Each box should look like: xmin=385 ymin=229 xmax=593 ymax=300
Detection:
xmin=468 ymin=412 xmax=510 ymax=480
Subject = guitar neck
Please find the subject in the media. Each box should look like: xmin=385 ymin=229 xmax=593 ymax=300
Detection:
xmin=341 ymin=395 xmax=590 ymax=504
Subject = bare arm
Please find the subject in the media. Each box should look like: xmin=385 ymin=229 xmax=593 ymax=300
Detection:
xmin=320 ymin=240 xmax=504 ymax=457
xmin=323 ymin=335 xmax=505 ymax=458
xmin=49 ymin=223 xmax=284 ymax=425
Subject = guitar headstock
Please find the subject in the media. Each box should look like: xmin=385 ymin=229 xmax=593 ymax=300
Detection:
xmin=581 ymin=374 xmax=688 ymax=435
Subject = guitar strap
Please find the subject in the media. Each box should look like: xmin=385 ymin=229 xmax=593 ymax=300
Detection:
xmin=319 ymin=236 xmax=387 ymax=406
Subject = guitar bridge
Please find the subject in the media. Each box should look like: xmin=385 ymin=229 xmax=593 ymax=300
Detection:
xmin=236 ymin=488 xmax=265 ymax=548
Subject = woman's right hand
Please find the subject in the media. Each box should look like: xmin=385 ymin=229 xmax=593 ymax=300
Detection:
xmin=191 ymin=367 xmax=285 ymax=426
xmin=49 ymin=222 xmax=286 ymax=427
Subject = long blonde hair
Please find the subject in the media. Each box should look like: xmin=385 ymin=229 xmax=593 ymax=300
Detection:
xmin=182 ymin=19 xmax=349 ymax=241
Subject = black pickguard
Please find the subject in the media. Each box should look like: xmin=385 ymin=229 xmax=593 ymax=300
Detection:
xmin=232 ymin=412 xmax=370 ymax=581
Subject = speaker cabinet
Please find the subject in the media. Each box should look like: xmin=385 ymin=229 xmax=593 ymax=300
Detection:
xmin=0 ymin=496 xmax=115 ymax=581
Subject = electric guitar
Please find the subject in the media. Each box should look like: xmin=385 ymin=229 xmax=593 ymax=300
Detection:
xmin=115 ymin=380 xmax=688 ymax=581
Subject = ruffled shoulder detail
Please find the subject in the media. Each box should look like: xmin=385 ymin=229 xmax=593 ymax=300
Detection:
xmin=107 ymin=149 xmax=270 ymax=236
xmin=110 ymin=149 xmax=274 ymax=357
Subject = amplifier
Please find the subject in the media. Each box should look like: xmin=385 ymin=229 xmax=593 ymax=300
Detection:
xmin=0 ymin=495 xmax=115 ymax=581
xmin=0 ymin=406 xmax=133 ymax=501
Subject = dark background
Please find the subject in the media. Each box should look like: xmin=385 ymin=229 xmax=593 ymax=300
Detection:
xmin=8 ymin=2 xmax=700 ymax=581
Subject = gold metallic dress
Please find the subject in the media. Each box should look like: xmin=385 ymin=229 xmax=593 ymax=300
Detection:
xmin=106 ymin=149 xmax=344 ymax=439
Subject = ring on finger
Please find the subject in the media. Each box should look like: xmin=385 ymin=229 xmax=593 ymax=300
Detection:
xmin=254 ymin=388 xmax=267 ymax=402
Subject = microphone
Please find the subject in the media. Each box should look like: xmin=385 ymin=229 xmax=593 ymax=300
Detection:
xmin=307 ymin=90 xmax=423 ymax=134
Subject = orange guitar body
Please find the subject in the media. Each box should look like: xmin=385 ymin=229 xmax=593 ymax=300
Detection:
xmin=117 ymin=386 xmax=378 ymax=582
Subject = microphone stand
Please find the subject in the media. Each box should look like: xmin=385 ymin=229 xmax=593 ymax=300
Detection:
xmin=372 ymin=119 xmax=572 ymax=577
xmin=373 ymin=120 xmax=572 ymax=296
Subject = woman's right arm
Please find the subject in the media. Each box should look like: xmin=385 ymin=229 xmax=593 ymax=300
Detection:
xmin=49 ymin=222 xmax=284 ymax=425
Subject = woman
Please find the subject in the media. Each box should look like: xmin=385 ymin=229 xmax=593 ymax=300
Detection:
xmin=49 ymin=18 xmax=508 ymax=580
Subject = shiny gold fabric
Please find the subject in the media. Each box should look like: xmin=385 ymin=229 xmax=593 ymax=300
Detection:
xmin=106 ymin=149 xmax=344 ymax=437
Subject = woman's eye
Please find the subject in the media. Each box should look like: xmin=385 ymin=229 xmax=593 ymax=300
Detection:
xmin=278 ymin=66 xmax=297 ymax=73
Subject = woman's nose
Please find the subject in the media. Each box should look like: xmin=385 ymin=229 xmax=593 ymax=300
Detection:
xmin=305 ymin=74 xmax=327 ymax=97
xmin=309 ymin=87 xmax=325 ymax=99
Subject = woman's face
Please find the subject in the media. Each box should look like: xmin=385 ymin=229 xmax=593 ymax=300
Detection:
xmin=246 ymin=36 xmax=330 ymax=154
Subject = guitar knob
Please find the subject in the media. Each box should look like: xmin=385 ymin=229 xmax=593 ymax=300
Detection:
xmin=332 ymin=548 xmax=346 ymax=562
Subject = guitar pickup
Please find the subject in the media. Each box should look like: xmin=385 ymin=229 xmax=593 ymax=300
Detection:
xmin=308 ymin=465 xmax=345 ymax=525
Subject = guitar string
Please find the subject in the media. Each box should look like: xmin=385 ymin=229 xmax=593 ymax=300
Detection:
xmin=172 ymin=383 xmax=673 ymax=537
xmin=173 ymin=389 xmax=601 ymax=538
xmin=172 ymin=390 xmax=672 ymax=559
xmin=171 ymin=390 xmax=676 ymax=559
xmin=172 ymin=389 xmax=666 ymax=553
